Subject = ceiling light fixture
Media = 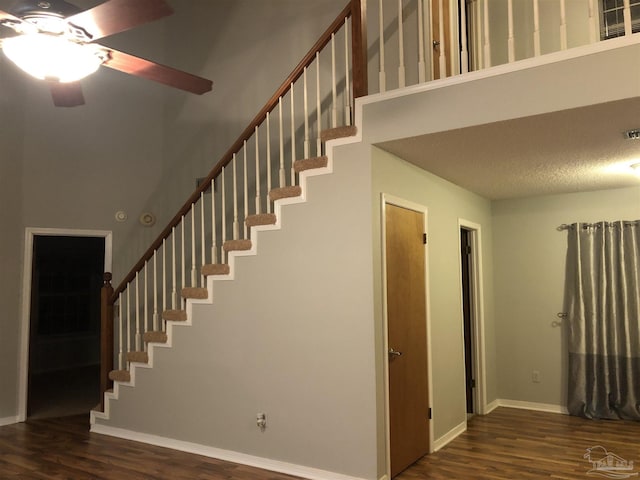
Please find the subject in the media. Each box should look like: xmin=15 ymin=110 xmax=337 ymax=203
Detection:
xmin=2 ymin=33 xmax=107 ymax=83
xmin=631 ymin=163 xmax=640 ymax=176
xmin=624 ymin=129 xmax=640 ymax=140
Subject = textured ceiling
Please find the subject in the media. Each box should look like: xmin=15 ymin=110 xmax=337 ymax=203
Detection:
xmin=377 ymin=97 xmax=640 ymax=200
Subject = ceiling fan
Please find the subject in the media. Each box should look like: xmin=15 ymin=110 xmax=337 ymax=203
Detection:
xmin=0 ymin=0 xmax=213 ymax=106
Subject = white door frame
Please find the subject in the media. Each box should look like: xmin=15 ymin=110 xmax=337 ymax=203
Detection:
xmin=458 ymin=219 xmax=487 ymax=414
xmin=381 ymin=193 xmax=434 ymax=479
xmin=17 ymin=227 xmax=113 ymax=422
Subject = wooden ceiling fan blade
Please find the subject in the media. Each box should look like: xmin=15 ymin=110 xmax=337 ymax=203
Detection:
xmin=103 ymin=49 xmax=213 ymax=95
xmin=66 ymin=0 xmax=173 ymax=42
xmin=50 ymin=82 xmax=85 ymax=107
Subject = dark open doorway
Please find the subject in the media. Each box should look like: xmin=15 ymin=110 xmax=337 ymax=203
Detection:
xmin=460 ymin=227 xmax=475 ymax=414
xmin=28 ymin=235 xmax=105 ymax=419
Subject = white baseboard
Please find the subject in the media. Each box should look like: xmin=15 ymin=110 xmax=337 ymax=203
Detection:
xmin=432 ymin=420 xmax=466 ymax=452
xmin=497 ymin=399 xmax=568 ymax=415
xmin=485 ymin=399 xmax=500 ymax=414
xmin=91 ymin=423 xmax=369 ymax=480
xmin=0 ymin=416 xmax=19 ymax=427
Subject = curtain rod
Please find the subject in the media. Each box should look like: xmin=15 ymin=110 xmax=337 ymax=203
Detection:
xmin=557 ymin=220 xmax=640 ymax=231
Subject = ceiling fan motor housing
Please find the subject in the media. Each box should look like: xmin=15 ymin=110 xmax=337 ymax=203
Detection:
xmin=10 ymin=0 xmax=81 ymax=19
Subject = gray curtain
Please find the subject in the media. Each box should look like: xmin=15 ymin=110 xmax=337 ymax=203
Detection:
xmin=565 ymin=220 xmax=640 ymax=420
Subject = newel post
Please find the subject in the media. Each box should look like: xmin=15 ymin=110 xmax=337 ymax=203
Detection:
xmin=351 ymin=0 xmax=368 ymax=98
xmin=100 ymin=272 xmax=114 ymax=411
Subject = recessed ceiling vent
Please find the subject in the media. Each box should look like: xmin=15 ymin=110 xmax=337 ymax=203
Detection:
xmin=624 ymin=129 xmax=640 ymax=139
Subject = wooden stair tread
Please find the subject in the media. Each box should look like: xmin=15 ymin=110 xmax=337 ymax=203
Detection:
xmin=246 ymin=213 xmax=277 ymax=227
xmin=127 ymin=351 xmax=149 ymax=364
xmin=202 ymin=264 xmax=230 ymax=276
xmin=143 ymin=331 xmax=168 ymax=344
xmin=269 ymin=185 xmax=302 ymax=202
xmin=223 ymin=239 xmax=252 ymax=252
xmin=182 ymin=287 xmax=208 ymax=299
xmin=108 ymin=370 xmax=130 ymax=383
xmin=321 ymin=126 xmax=357 ymax=142
xmin=163 ymin=309 xmax=187 ymax=321
xmin=294 ymin=156 xmax=328 ymax=173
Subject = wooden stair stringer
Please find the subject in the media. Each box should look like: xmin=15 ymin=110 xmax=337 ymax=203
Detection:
xmin=91 ymin=129 xmax=358 ymax=426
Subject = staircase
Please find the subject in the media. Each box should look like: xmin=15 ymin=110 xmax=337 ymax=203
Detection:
xmin=95 ymin=128 xmax=355 ymax=400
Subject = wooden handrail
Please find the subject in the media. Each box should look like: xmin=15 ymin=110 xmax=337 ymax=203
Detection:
xmin=112 ymin=2 xmax=358 ymax=301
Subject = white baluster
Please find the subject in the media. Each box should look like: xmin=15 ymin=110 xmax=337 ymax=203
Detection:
xmin=255 ymin=126 xmax=261 ymax=215
xmin=190 ymin=207 xmax=197 ymax=287
xmin=316 ymin=52 xmax=322 ymax=156
xmin=135 ymin=273 xmax=141 ymax=351
xmin=279 ymin=97 xmax=285 ymax=187
xmin=588 ymin=0 xmax=597 ymax=44
xmin=624 ymin=0 xmax=633 ymax=36
xmin=303 ymin=67 xmax=310 ymax=159
xmin=181 ymin=217 xmax=185 ymax=298
xmin=153 ymin=253 xmax=159 ymax=331
xmin=232 ymin=153 xmax=239 ymax=240
xmin=162 ymin=239 xmax=167 ymax=314
xmin=211 ymin=179 xmax=218 ymax=264
xmin=331 ymin=34 xmax=337 ymax=128
xmin=344 ymin=18 xmax=352 ymax=125
xmin=483 ymin=0 xmax=491 ymax=67
xmin=221 ymin=166 xmax=227 ymax=264
xmin=266 ymin=112 xmax=272 ymax=214
xmin=475 ymin=1 xmax=482 ymax=70
xmin=143 ymin=263 xmax=148 ymax=348
xmin=507 ymin=0 xmax=515 ymax=63
xmin=290 ymin=83 xmax=296 ymax=186
xmin=171 ymin=227 xmax=177 ymax=309
xmin=533 ymin=0 xmax=541 ymax=56
xmin=438 ymin=0 xmax=446 ymax=78
xmin=418 ymin=0 xmax=426 ymax=82
xmin=126 ymin=286 xmax=131 ymax=355
xmin=379 ymin=0 xmax=386 ymax=92
xmin=200 ymin=192 xmax=205 ymax=287
xmin=398 ymin=0 xmax=406 ymax=87
xmin=559 ymin=0 xmax=567 ymax=50
xmin=118 ymin=294 xmax=124 ymax=370
xmin=243 ymin=142 xmax=248 ymax=238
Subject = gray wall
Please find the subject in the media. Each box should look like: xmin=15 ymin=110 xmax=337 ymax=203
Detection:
xmin=96 ymin=142 xmax=378 ymax=479
xmin=0 ymin=62 xmax=25 ymax=420
xmin=371 ymin=147 xmax=496 ymax=442
xmin=493 ymin=186 xmax=640 ymax=407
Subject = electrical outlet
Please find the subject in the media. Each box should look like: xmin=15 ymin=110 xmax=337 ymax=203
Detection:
xmin=532 ymin=370 xmax=541 ymax=383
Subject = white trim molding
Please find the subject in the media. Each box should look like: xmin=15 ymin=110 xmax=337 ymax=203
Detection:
xmin=497 ymin=399 xmax=569 ymax=415
xmin=432 ymin=420 xmax=467 ymax=452
xmin=18 ymin=227 xmax=113 ymax=422
xmin=0 ymin=416 xmax=20 ymax=427
xmin=91 ymin=423 xmax=368 ymax=480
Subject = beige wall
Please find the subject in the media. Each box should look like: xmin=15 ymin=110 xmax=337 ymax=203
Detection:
xmin=371 ymin=147 xmax=497 ymax=442
xmin=493 ymin=186 xmax=640 ymax=407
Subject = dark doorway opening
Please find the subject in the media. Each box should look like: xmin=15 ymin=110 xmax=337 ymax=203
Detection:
xmin=28 ymin=235 xmax=105 ymax=419
xmin=460 ymin=228 xmax=475 ymax=414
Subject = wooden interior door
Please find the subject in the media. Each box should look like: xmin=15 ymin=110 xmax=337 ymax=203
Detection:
xmin=431 ymin=0 xmax=452 ymax=79
xmin=385 ymin=203 xmax=430 ymax=478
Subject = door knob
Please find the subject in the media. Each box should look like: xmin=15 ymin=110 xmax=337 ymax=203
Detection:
xmin=389 ymin=347 xmax=403 ymax=358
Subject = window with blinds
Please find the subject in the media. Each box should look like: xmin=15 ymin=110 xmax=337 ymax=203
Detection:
xmin=601 ymin=0 xmax=640 ymax=39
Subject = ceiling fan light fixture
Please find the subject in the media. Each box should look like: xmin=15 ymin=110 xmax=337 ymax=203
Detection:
xmin=2 ymin=33 xmax=105 ymax=83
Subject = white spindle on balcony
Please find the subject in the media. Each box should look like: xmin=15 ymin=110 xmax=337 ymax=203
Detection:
xmin=559 ymin=0 xmax=567 ymax=50
xmin=127 ymin=287 xmax=131 ymax=353
xmin=398 ymin=0 xmax=406 ymax=87
xmin=232 ymin=153 xmax=239 ymax=240
xmin=143 ymin=263 xmax=148 ymax=345
xmin=438 ymin=0 xmax=446 ymax=78
xmin=588 ymin=0 xmax=597 ymax=44
xmin=482 ymin=0 xmax=491 ymax=68
xmin=417 ymin=0 xmax=426 ymax=82
xmin=153 ymin=253 xmax=159 ymax=331
xmin=279 ymin=97 xmax=285 ymax=187
xmin=162 ymin=239 xmax=167 ymax=313
xmin=624 ymin=0 xmax=632 ymax=36
xmin=243 ymin=142 xmax=248 ymax=237
xmin=378 ymin=0 xmax=386 ymax=92
xmin=181 ymin=218 xmax=186 ymax=297
xmin=211 ymin=179 xmax=217 ymax=264
xmin=533 ymin=0 xmax=541 ymax=56
xmin=331 ymin=34 xmax=337 ymax=128
xmin=507 ymin=0 xmax=515 ymax=63
xmin=190 ymin=207 xmax=197 ymax=287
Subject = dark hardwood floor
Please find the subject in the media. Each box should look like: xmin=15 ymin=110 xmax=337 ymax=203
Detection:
xmin=0 ymin=407 xmax=638 ymax=479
